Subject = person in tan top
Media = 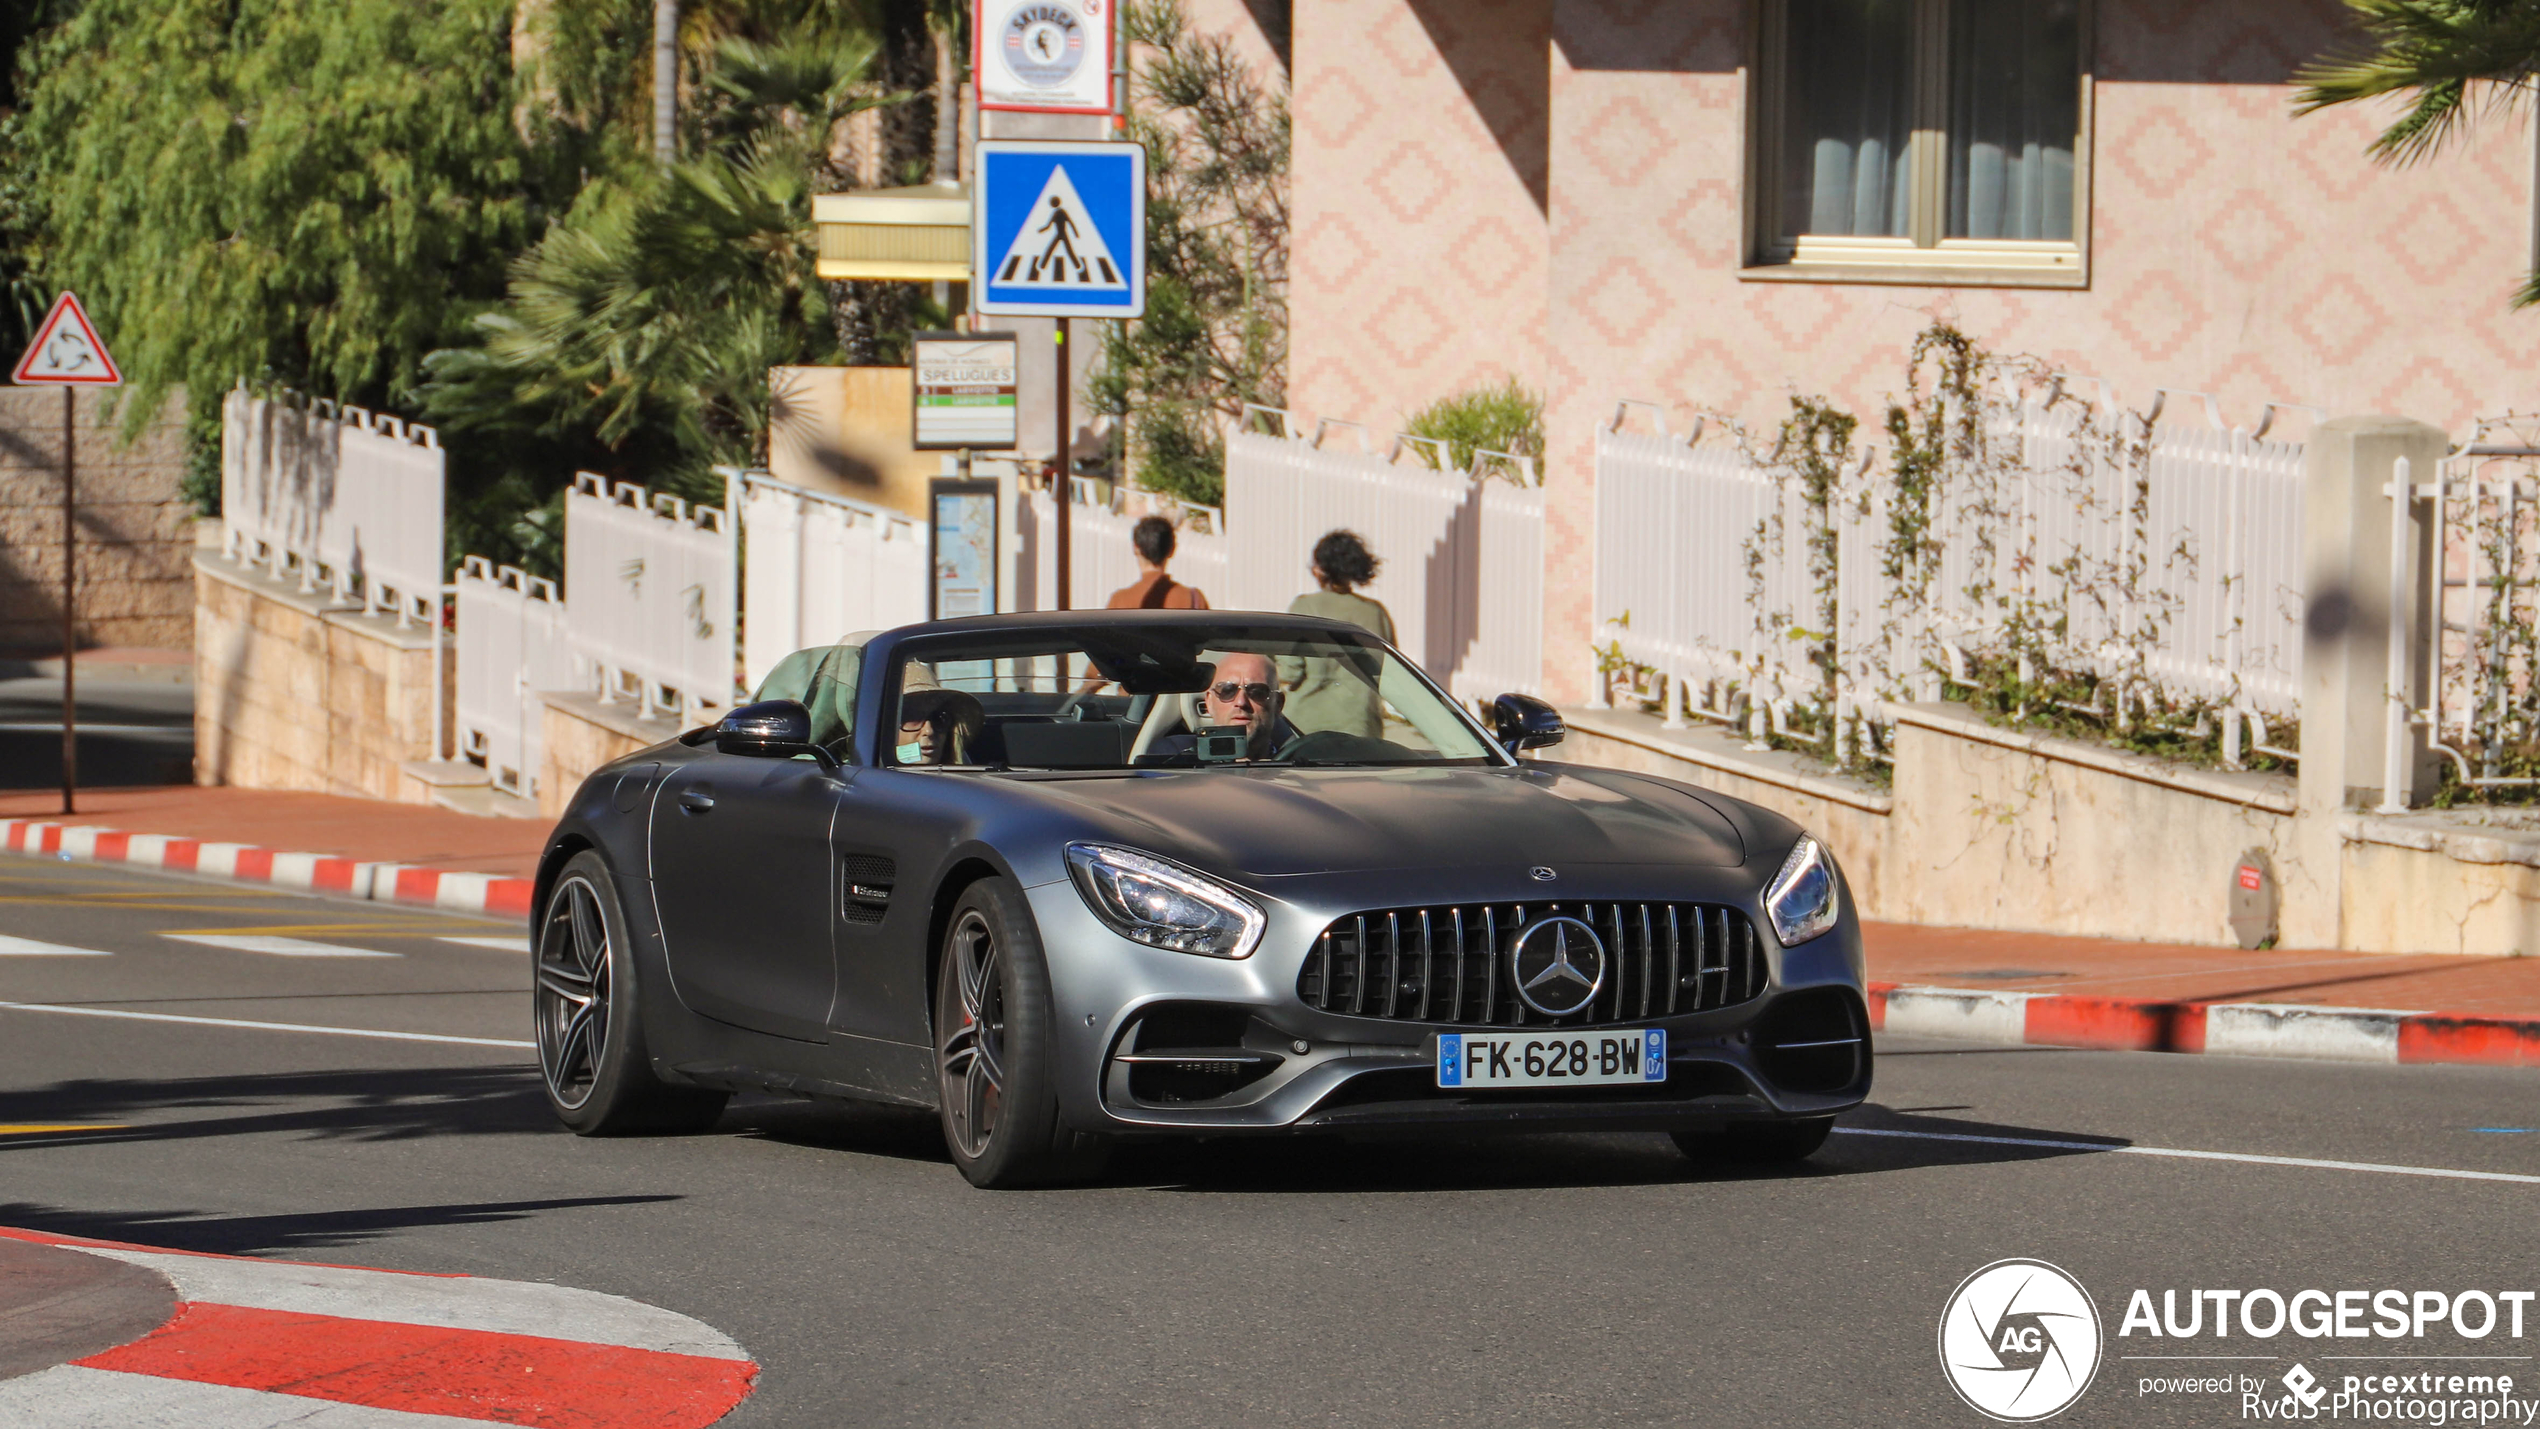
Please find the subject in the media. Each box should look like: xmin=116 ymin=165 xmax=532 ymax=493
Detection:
xmin=1283 ymin=529 xmax=1395 ymax=738
xmin=1105 ymin=516 xmax=1211 ymax=610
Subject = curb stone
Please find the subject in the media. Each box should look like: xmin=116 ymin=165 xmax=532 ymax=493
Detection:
xmin=0 ymin=1227 xmax=755 ymax=1428
xmin=0 ymin=817 xmax=535 ymax=918
xmin=1870 ymin=981 xmax=2540 ymax=1069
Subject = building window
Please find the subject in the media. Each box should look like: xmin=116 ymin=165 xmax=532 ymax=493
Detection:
xmin=1749 ymin=0 xmax=2089 ymax=284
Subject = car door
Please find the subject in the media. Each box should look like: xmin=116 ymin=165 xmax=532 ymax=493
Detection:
xmin=826 ymin=769 xmax=964 ymax=1049
xmin=650 ymin=751 xmax=843 ymax=1042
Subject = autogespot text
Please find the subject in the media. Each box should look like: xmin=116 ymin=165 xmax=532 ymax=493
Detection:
xmin=2121 ymin=1287 xmax=2539 ymax=1424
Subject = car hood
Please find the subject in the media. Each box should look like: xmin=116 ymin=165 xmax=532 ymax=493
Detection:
xmin=990 ymin=763 xmax=1746 ymax=877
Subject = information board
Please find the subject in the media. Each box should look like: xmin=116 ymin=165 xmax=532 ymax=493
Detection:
xmin=929 ymin=477 xmax=1001 ymax=620
xmin=912 ymin=332 xmax=1020 ymax=450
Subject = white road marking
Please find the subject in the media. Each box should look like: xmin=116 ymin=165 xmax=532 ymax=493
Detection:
xmin=0 ymin=1366 xmax=469 ymax=1428
xmin=0 ymin=1001 xmax=532 ymax=1049
xmin=437 ymin=936 xmax=531 ymax=953
xmin=165 ymin=934 xmax=400 ymax=959
xmin=0 ymin=933 xmax=111 ymax=956
xmin=1834 ymin=1126 xmax=2540 ymax=1185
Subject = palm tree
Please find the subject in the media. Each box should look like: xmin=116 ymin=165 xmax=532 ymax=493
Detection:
xmin=2296 ymin=0 xmax=2540 ymax=301
xmin=420 ymin=16 xmax=904 ymax=557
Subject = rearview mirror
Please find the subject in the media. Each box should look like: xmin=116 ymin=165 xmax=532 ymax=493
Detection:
xmin=1492 ymin=693 xmax=1564 ymax=752
xmin=717 ymin=700 xmax=813 ymax=756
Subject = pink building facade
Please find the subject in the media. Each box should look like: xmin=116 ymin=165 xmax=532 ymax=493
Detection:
xmin=1257 ymin=0 xmax=2539 ymax=699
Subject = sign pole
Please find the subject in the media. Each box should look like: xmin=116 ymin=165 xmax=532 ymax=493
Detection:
xmin=58 ymin=384 xmax=75 ymax=815
xmin=1054 ymin=319 xmax=1071 ymax=611
xmin=9 ymin=289 xmax=121 ymax=818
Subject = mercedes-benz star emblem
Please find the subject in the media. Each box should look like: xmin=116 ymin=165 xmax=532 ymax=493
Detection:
xmin=1528 ymin=866 xmax=1557 ymax=881
xmin=1509 ymin=916 xmax=1606 ymax=1017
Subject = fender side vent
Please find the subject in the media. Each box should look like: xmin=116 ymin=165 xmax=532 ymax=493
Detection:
xmin=842 ymin=854 xmax=895 ymax=925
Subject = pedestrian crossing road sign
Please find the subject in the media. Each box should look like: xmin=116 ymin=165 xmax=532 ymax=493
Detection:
xmin=972 ymin=139 xmax=1144 ymax=319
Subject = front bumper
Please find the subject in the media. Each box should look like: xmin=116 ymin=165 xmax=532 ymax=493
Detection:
xmin=1024 ymin=873 xmax=1871 ymax=1137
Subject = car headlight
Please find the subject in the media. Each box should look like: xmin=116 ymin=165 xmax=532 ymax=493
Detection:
xmin=1064 ymin=842 xmax=1265 ymax=958
xmin=1764 ymin=835 xmax=1840 ymax=947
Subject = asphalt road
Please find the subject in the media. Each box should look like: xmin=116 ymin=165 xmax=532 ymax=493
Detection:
xmin=0 ymin=674 xmax=193 ymax=788
xmin=0 ymin=856 xmax=2532 ymax=1427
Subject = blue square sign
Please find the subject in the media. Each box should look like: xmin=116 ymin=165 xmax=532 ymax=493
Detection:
xmin=972 ymin=139 xmax=1145 ymax=319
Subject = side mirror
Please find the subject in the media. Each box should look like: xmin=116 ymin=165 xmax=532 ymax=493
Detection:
xmin=1492 ymin=693 xmax=1565 ymax=752
xmin=716 ymin=699 xmax=813 ymax=756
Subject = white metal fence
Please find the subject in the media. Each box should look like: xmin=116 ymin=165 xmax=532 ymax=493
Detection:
xmin=220 ymin=386 xmax=445 ymax=623
xmin=562 ymin=473 xmax=737 ymax=718
xmin=2383 ymin=418 xmax=2540 ymax=800
xmin=1593 ymin=387 xmax=2309 ymax=764
xmin=1224 ymin=407 xmax=1545 ymax=700
xmin=1019 ymin=481 xmax=1229 ymax=612
xmin=453 ymin=558 xmax=576 ymax=796
xmin=736 ymin=471 xmax=927 ymax=692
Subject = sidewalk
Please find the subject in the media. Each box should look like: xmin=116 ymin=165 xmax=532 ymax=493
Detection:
xmin=1 ymin=783 xmax=2535 ymax=1067
xmin=1866 ymin=923 xmax=2540 ymax=1067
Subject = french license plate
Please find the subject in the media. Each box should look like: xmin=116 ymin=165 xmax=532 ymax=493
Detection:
xmin=1436 ymin=1029 xmax=1666 ymax=1088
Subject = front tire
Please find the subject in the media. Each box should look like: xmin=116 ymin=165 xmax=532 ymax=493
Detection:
xmin=1672 ymin=1115 xmax=1835 ymax=1165
xmin=534 ymin=851 xmax=728 ymax=1135
xmin=934 ymin=877 xmax=1105 ymax=1189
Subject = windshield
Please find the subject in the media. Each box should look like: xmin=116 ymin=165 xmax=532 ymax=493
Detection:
xmin=885 ymin=623 xmax=1501 ymax=769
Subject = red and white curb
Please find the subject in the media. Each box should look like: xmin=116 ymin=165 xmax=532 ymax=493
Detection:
xmin=0 ymin=819 xmax=534 ymax=918
xmin=0 ymin=1227 xmax=754 ymax=1427
xmin=1871 ymin=981 xmax=2540 ymax=1069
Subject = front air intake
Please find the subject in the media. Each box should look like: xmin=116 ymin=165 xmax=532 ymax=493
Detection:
xmin=1751 ymin=987 xmax=1870 ymax=1094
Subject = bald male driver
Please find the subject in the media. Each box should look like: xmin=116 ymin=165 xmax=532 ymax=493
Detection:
xmin=1202 ymin=652 xmax=1287 ymax=760
xmin=1148 ymin=651 xmax=1295 ymax=763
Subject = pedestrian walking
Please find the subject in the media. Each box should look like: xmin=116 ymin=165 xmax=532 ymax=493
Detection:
xmin=1283 ymin=529 xmax=1395 ymax=737
xmin=1104 ymin=515 xmax=1211 ymax=610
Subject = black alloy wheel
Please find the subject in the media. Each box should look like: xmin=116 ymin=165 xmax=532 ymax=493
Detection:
xmin=937 ymin=906 xmax=1007 ymax=1163
xmin=536 ymin=872 xmax=614 ymax=1112
xmin=533 ymin=850 xmax=728 ymax=1135
xmin=932 ymin=877 xmax=1106 ymax=1188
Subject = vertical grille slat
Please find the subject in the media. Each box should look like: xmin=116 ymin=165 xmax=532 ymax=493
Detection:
xmin=1604 ymin=904 xmax=1626 ymax=1024
xmin=1638 ymin=904 xmax=1655 ymax=1020
xmin=1450 ymin=908 xmax=1468 ymax=1021
xmin=1664 ymin=905 xmax=1681 ymax=1016
xmin=1351 ymin=915 xmax=1369 ymax=1016
xmin=1298 ymin=900 xmax=1764 ymax=1027
xmin=1382 ymin=912 xmax=1402 ymax=1018
xmin=1418 ymin=910 xmax=1436 ymax=1021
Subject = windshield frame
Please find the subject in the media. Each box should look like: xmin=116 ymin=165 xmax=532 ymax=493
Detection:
xmin=860 ymin=617 xmax=1516 ymax=772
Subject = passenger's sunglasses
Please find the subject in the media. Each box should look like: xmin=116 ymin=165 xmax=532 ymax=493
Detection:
xmin=1210 ymin=681 xmax=1275 ymax=703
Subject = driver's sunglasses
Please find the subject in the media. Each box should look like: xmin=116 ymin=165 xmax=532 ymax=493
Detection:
xmin=1210 ymin=681 xmax=1275 ymax=703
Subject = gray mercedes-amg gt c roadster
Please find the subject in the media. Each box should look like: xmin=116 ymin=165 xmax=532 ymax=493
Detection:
xmin=530 ymin=610 xmax=1870 ymax=1187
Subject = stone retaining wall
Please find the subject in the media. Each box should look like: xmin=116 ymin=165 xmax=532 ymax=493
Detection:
xmin=0 ymin=387 xmax=194 ymax=652
xmin=194 ymin=551 xmax=449 ymax=801
xmin=1562 ymin=702 xmax=2534 ymax=957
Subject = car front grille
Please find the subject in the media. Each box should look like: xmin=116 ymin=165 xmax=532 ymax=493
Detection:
xmin=1295 ymin=902 xmax=1768 ymax=1028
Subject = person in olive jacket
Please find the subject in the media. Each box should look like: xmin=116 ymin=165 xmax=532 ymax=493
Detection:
xmin=1282 ymin=529 xmax=1394 ymax=738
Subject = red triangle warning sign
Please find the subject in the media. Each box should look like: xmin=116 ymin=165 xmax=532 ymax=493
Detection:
xmin=14 ymin=291 xmax=120 ymax=386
